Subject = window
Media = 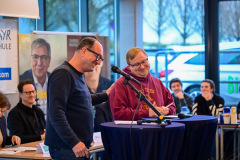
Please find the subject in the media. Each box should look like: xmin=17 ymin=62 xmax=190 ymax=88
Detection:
xmin=143 ymin=0 xmax=205 ymax=98
xmin=219 ymin=0 xmax=240 ymax=106
xmin=88 ymin=0 xmax=115 ymax=81
xmin=45 ymin=0 xmax=78 ymax=32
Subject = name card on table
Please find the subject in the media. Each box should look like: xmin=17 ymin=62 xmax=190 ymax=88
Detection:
xmin=36 ymin=142 xmax=49 ymax=154
xmin=93 ymin=132 xmax=102 ymax=143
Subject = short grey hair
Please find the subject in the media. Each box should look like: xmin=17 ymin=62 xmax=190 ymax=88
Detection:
xmin=31 ymin=38 xmax=51 ymax=57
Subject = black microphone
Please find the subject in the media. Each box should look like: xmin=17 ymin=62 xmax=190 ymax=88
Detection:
xmin=178 ymin=113 xmax=193 ymax=119
xmin=178 ymin=113 xmax=185 ymax=119
xmin=111 ymin=66 xmax=140 ymax=84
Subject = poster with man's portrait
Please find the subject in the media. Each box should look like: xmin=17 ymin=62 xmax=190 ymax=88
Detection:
xmin=19 ymin=34 xmax=111 ymax=117
xmin=19 ymin=34 xmax=67 ymax=116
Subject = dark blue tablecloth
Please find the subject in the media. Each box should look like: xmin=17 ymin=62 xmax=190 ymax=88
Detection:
xmin=101 ymin=122 xmax=185 ymax=160
xmin=143 ymin=115 xmax=217 ymax=160
xmin=172 ymin=115 xmax=217 ymax=160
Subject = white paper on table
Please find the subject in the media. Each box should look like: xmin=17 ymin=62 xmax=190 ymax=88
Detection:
xmin=114 ymin=121 xmax=137 ymax=125
xmin=42 ymin=153 xmax=51 ymax=157
xmin=114 ymin=120 xmax=164 ymax=125
xmin=164 ymin=115 xmax=179 ymax=118
xmin=2 ymin=147 xmax=36 ymax=152
xmin=0 ymin=150 xmax=21 ymax=154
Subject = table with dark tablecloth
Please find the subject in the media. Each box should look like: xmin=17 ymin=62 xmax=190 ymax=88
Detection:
xmin=142 ymin=115 xmax=217 ymax=160
xmin=101 ymin=122 xmax=185 ymax=160
xmin=171 ymin=115 xmax=217 ymax=160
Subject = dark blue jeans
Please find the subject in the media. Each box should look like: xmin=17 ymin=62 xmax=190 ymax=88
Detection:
xmin=49 ymin=147 xmax=89 ymax=160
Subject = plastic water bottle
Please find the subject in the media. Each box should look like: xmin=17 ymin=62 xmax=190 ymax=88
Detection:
xmin=223 ymin=107 xmax=231 ymax=124
xmin=181 ymin=106 xmax=190 ymax=115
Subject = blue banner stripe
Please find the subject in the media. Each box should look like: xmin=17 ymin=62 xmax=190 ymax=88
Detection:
xmin=0 ymin=68 xmax=11 ymax=80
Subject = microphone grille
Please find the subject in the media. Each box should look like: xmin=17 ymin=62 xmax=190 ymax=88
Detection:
xmin=111 ymin=65 xmax=119 ymax=73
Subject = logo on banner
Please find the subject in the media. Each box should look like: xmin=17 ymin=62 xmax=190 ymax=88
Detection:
xmin=0 ymin=68 xmax=11 ymax=80
xmin=0 ymin=30 xmax=11 ymax=50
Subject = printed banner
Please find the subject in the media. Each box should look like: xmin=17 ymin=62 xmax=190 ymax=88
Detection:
xmin=19 ymin=34 xmax=111 ymax=116
xmin=19 ymin=34 xmax=67 ymax=116
xmin=0 ymin=19 xmax=18 ymax=93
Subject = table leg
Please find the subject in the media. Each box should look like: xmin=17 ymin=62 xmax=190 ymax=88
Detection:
xmin=234 ymin=131 xmax=236 ymax=159
xmin=238 ymin=131 xmax=240 ymax=160
xmin=221 ymin=126 xmax=224 ymax=160
xmin=216 ymin=127 xmax=219 ymax=160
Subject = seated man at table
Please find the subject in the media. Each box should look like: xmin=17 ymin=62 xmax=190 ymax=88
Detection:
xmin=170 ymin=78 xmax=193 ymax=113
xmin=109 ymin=47 xmax=176 ymax=120
xmin=192 ymin=79 xmax=224 ymax=116
xmin=7 ymin=80 xmax=46 ymax=144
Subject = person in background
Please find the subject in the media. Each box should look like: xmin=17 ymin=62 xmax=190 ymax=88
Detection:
xmin=84 ymin=60 xmax=112 ymax=160
xmin=169 ymin=78 xmax=193 ymax=113
xmin=7 ymin=80 xmax=45 ymax=144
xmin=84 ymin=60 xmax=113 ymax=130
xmin=20 ymin=38 xmax=51 ymax=116
xmin=192 ymin=79 xmax=224 ymax=160
xmin=0 ymin=92 xmax=21 ymax=148
xmin=109 ymin=47 xmax=176 ymax=121
xmin=84 ymin=61 xmax=112 ymax=94
xmin=45 ymin=37 xmax=112 ymax=160
xmin=192 ymin=79 xmax=224 ymax=115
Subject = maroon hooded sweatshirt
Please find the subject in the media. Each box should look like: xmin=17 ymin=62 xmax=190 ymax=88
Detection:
xmin=109 ymin=66 xmax=176 ymax=120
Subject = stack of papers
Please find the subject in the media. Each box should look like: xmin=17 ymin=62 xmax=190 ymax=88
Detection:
xmin=0 ymin=147 xmax=36 ymax=154
xmin=114 ymin=121 xmax=137 ymax=125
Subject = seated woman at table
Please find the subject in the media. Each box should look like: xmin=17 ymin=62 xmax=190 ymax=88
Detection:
xmin=0 ymin=92 xmax=21 ymax=147
xmin=192 ymin=79 xmax=224 ymax=116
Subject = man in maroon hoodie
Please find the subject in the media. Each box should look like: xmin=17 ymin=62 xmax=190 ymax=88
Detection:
xmin=109 ymin=47 xmax=176 ymax=120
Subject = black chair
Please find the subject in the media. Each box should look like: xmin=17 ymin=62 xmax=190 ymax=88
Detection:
xmin=94 ymin=101 xmax=113 ymax=132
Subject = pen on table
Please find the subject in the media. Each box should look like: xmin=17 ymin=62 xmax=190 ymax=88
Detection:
xmin=165 ymin=102 xmax=174 ymax=108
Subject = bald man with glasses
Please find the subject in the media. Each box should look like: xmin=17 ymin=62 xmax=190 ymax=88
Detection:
xmin=7 ymin=80 xmax=46 ymax=144
xmin=109 ymin=47 xmax=176 ymax=121
xmin=45 ymin=37 xmax=112 ymax=160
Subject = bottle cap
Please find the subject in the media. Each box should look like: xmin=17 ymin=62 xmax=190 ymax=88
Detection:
xmin=223 ymin=107 xmax=231 ymax=114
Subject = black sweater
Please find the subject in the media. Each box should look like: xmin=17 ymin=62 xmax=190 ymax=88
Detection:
xmin=45 ymin=61 xmax=108 ymax=150
xmin=172 ymin=92 xmax=193 ymax=113
xmin=7 ymin=102 xmax=45 ymax=144
xmin=193 ymin=93 xmax=224 ymax=115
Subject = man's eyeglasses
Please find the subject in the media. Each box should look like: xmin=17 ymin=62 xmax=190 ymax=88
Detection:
xmin=31 ymin=54 xmax=50 ymax=63
xmin=130 ymin=58 xmax=148 ymax=68
xmin=87 ymin=48 xmax=104 ymax=61
xmin=22 ymin=90 xmax=36 ymax=95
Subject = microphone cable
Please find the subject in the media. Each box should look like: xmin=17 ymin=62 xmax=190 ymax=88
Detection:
xmin=130 ymin=83 xmax=143 ymax=160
